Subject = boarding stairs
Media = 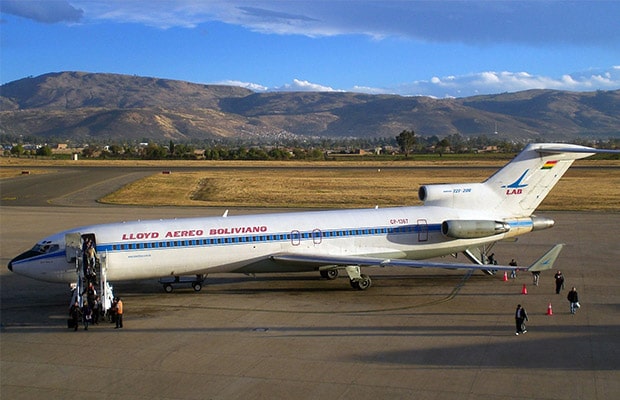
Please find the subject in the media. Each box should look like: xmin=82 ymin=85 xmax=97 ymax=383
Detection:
xmin=67 ymin=234 xmax=115 ymax=314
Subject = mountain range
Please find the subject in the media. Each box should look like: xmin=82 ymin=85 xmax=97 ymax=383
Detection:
xmin=1 ymin=71 xmax=619 ymax=142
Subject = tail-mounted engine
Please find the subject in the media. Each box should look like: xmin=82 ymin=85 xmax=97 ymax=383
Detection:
xmin=442 ymin=220 xmax=510 ymax=239
xmin=418 ymin=183 xmax=488 ymax=209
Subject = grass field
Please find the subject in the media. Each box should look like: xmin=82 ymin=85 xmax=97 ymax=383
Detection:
xmin=2 ymin=157 xmax=619 ymax=211
xmin=100 ymin=164 xmax=619 ymax=211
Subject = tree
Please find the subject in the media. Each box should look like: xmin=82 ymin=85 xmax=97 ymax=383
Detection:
xmin=10 ymin=144 xmax=24 ymax=156
xmin=36 ymin=145 xmax=52 ymax=157
xmin=268 ymin=148 xmax=290 ymax=160
xmin=436 ymin=138 xmax=450 ymax=156
xmin=396 ymin=129 xmax=417 ymax=157
xmin=142 ymin=143 xmax=167 ymax=159
xmin=108 ymin=144 xmax=123 ymax=156
xmin=82 ymin=146 xmax=98 ymax=158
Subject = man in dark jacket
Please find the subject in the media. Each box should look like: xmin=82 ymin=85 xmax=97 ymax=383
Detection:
xmin=554 ymin=270 xmax=565 ymax=294
xmin=515 ymin=304 xmax=528 ymax=335
xmin=69 ymin=301 xmax=81 ymax=331
xmin=567 ymin=287 xmax=580 ymax=314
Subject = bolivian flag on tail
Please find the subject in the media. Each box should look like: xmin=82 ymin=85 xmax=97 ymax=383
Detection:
xmin=541 ymin=160 xmax=558 ymax=170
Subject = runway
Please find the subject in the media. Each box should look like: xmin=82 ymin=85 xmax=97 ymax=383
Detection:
xmin=1 ymin=168 xmax=619 ymax=399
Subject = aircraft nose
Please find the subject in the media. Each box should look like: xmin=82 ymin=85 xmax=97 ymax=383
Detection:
xmin=7 ymin=250 xmax=38 ymax=274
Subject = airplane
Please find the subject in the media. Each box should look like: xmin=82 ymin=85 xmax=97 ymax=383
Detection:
xmin=8 ymin=143 xmax=619 ymax=308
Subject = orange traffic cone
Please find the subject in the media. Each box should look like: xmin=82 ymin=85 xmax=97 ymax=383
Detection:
xmin=546 ymin=302 xmax=553 ymax=316
xmin=502 ymin=271 xmax=508 ymax=281
xmin=521 ymin=284 xmax=528 ymax=295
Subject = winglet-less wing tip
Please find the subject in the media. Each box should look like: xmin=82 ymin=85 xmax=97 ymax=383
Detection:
xmin=527 ymin=244 xmax=565 ymax=272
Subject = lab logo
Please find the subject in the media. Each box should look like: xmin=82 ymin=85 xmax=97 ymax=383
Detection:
xmin=502 ymin=170 xmax=528 ymax=195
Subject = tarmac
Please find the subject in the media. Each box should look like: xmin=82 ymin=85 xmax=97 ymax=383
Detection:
xmin=1 ymin=166 xmax=619 ymax=399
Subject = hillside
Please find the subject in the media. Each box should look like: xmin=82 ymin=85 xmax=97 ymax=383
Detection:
xmin=1 ymin=71 xmax=619 ymax=141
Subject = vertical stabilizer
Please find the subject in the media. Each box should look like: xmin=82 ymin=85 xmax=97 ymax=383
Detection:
xmin=484 ymin=143 xmax=598 ymax=216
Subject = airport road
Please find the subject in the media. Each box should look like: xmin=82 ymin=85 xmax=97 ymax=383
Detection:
xmin=1 ymin=168 xmax=619 ymax=399
xmin=0 ymin=166 xmax=158 ymax=207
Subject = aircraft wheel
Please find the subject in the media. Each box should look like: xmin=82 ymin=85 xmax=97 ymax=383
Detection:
xmin=320 ymin=269 xmax=339 ymax=280
xmin=356 ymin=275 xmax=372 ymax=290
xmin=163 ymin=284 xmax=173 ymax=293
xmin=192 ymin=282 xmax=202 ymax=292
xmin=349 ymin=279 xmax=360 ymax=289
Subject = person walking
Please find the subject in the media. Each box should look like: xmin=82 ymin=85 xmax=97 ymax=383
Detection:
xmin=509 ymin=259 xmax=517 ymax=279
xmin=531 ymin=270 xmax=540 ymax=286
xmin=488 ymin=253 xmax=496 ymax=265
xmin=554 ymin=270 xmax=565 ymax=294
xmin=82 ymin=302 xmax=92 ymax=331
xmin=567 ymin=287 xmax=580 ymax=314
xmin=515 ymin=304 xmax=528 ymax=335
xmin=92 ymin=296 xmax=100 ymax=325
xmin=69 ymin=301 xmax=81 ymax=331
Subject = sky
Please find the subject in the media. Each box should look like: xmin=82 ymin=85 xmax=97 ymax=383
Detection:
xmin=1 ymin=0 xmax=619 ymax=98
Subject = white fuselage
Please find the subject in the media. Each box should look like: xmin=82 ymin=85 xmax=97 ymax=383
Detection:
xmin=9 ymin=205 xmax=530 ymax=283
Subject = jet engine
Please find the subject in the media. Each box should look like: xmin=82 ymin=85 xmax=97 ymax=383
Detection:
xmin=418 ymin=183 xmax=487 ymax=209
xmin=441 ymin=220 xmax=510 ymax=239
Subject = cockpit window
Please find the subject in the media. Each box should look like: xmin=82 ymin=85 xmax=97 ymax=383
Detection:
xmin=32 ymin=242 xmax=59 ymax=254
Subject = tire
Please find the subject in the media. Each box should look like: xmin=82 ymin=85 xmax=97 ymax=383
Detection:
xmin=164 ymin=284 xmax=173 ymax=293
xmin=320 ymin=269 xmax=339 ymax=280
xmin=356 ymin=275 xmax=372 ymax=290
xmin=326 ymin=269 xmax=339 ymax=280
xmin=192 ymin=282 xmax=202 ymax=292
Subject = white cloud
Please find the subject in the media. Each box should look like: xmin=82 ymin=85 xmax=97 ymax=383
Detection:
xmin=218 ymin=68 xmax=619 ymax=97
xmin=218 ymin=67 xmax=620 ymax=98
xmin=351 ymin=85 xmax=392 ymax=95
xmin=218 ymin=80 xmax=268 ymax=92
xmin=352 ymin=67 xmax=620 ymax=98
xmin=272 ymin=79 xmax=341 ymax=92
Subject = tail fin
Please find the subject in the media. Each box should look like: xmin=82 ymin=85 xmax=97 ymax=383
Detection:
xmin=485 ymin=143 xmax=620 ymax=216
xmin=527 ymin=243 xmax=564 ymax=272
xmin=419 ymin=143 xmax=617 ymax=217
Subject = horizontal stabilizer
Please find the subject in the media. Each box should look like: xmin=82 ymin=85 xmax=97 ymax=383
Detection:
xmin=535 ymin=146 xmax=620 ymax=155
xmin=526 ymin=243 xmax=564 ymax=272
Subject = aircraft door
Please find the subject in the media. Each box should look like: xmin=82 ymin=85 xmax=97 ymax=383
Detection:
xmin=65 ymin=233 xmax=82 ymax=263
xmin=417 ymin=219 xmax=428 ymax=242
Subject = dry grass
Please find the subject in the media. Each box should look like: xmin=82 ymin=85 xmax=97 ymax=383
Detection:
xmin=0 ymin=168 xmax=54 ymax=179
xmin=100 ymin=166 xmax=620 ymax=211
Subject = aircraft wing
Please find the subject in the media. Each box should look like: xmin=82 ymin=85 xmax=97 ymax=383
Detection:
xmin=271 ymin=244 xmax=564 ymax=273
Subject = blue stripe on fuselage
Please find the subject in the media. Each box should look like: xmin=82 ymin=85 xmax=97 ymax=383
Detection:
xmin=96 ymin=224 xmax=443 ymax=254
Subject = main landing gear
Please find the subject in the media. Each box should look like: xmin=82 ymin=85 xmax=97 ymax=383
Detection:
xmin=319 ymin=269 xmax=339 ymax=280
xmin=321 ymin=266 xmax=372 ymax=290
xmin=349 ymin=274 xmax=372 ymax=290
xmin=159 ymin=275 xmax=206 ymax=293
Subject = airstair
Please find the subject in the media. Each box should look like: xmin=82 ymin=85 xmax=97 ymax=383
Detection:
xmin=463 ymin=242 xmax=498 ymax=275
xmin=67 ymin=233 xmax=115 ymax=314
